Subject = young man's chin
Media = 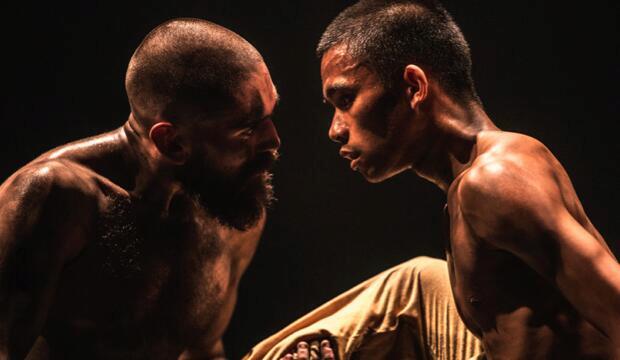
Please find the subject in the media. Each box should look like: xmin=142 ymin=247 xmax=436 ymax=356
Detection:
xmin=362 ymin=165 xmax=408 ymax=184
xmin=357 ymin=164 xmax=384 ymax=183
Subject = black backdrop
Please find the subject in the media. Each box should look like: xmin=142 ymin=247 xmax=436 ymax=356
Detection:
xmin=2 ymin=1 xmax=618 ymax=358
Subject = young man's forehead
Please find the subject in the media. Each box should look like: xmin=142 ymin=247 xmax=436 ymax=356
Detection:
xmin=321 ymin=45 xmax=363 ymax=73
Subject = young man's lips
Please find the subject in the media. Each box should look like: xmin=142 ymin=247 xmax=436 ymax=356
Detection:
xmin=339 ymin=148 xmax=359 ymax=160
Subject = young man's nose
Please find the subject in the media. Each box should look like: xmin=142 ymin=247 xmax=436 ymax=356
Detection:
xmin=328 ymin=116 xmax=349 ymax=144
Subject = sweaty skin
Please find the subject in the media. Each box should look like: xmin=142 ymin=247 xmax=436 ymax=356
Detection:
xmin=446 ymin=131 xmax=618 ymax=359
xmin=0 ymin=64 xmax=280 ymax=359
xmin=0 ymin=129 xmax=260 ymax=360
xmin=320 ymin=45 xmax=620 ymax=359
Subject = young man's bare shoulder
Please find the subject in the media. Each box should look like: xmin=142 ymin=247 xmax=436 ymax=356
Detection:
xmin=453 ymin=131 xmax=563 ymax=240
xmin=462 ymin=131 xmax=559 ymax=191
xmin=477 ymin=130 xmax=555 ymax=164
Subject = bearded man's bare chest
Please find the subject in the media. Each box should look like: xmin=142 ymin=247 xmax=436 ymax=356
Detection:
xmin=41 ymin=195 xmax=233 ymax=358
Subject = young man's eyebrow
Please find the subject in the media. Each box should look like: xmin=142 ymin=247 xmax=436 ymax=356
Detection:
xmin=325 ymin=82 xmax=355 ymax=100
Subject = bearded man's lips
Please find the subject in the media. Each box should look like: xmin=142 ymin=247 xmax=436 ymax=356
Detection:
xmin=244 ymin=152 xmax=278 ymax=177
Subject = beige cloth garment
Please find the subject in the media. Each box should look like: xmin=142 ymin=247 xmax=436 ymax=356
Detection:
xmin=243 ymin=257 xmax=484 ymax=360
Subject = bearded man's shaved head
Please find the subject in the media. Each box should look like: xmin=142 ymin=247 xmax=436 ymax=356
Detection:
xmin=125 ymin=18 xmax=264 ymax=127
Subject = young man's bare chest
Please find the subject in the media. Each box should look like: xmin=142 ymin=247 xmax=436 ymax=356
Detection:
xmin=443 ymin=185 xmax=559 ymax=327
xmin=443 ymin=183 xmax=611 ymax=358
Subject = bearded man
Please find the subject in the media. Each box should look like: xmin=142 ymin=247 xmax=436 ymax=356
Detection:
xmin=0 ymin=18 xmax=286 ymax=359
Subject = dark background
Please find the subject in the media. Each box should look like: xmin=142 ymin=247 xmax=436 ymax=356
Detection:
xmin=2 ymin=1 xmax=618 ymax=358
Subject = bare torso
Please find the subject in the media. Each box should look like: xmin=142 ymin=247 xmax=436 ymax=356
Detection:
xmin=445 ymin=131 xmax=614 ymax=359
xmin=1 ymin=128 xmax=261 ymax=359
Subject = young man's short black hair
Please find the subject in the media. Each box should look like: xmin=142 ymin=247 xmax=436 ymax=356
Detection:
xmin=317 ymin=0 xmax=480 ymax=104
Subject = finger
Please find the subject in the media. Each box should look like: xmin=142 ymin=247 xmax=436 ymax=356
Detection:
xmin=310 ymin=341 xmax=320 ymax=360
xmin=297 ymin=341 xmax=309 ymax=360
xmin=321 ymin=339 xmax=335 ymax=360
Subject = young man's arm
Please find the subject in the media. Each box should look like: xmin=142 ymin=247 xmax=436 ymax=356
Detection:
xmin=459 ymin=161 xmax=620 ymax=349
xmin=0 ymin=163 xmax=94 ymax=359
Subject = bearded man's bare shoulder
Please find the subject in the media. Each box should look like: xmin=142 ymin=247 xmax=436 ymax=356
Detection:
xmin=0 ymin=159 xmax=107 ymax=260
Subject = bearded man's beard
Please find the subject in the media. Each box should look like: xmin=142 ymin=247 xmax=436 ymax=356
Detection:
xmin=180 ymin=151 xmax=277 ymax=230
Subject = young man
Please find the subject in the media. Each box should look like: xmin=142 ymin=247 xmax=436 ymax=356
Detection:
xmin=0 ymin=18 xmax=317 ymax=359
xmin=251 ymin=0 xmax=619 ymax=359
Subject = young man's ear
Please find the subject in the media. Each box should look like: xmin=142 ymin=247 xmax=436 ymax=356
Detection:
xmin=149 ymin=122 xmax=190 ymax=164
xmin=403 ymin=64 xmax=428 ymax=110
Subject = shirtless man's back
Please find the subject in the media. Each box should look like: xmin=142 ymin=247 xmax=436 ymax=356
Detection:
xmin=1 ymin=18 xmax=280 ymax=359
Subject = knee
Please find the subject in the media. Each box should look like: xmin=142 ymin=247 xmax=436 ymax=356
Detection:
xmin=378 ymin=257 xmax=445 ymax=294
xmin=401 ymin=256 xmax=446 ymax=275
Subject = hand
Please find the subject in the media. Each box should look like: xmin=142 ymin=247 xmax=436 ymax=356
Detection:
xmin=279 ymin=339 xmax=335 ymax=360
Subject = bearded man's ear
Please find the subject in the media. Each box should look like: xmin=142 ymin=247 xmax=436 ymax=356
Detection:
xmin=149 ymin=122 xmax=190 ymax=165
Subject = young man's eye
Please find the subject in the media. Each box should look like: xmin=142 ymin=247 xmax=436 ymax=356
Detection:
xmin=338 ymin=94 xmax=355 ymax=110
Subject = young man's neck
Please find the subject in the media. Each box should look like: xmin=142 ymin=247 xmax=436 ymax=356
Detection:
xmin=412 ymin=95 xmax=498 ymax=193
